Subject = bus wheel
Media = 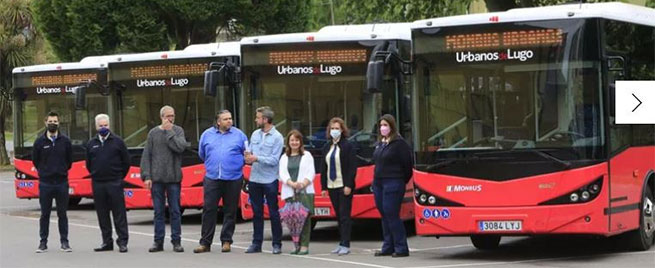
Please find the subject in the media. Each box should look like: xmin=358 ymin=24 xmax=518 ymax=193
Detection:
xmin=470 ymin=235 xmax=501 ymax=250
xmin=626 ymin=186 xmax=654 ymax=251
xmin=68 ymin=197 xmax=82 ymax=207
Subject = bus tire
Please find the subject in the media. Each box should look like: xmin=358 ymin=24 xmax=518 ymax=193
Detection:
xmin=68 ymin=197 xmax=82 ymax=207
xmin=470 ymin=235 xmax=501 ymax=250
xmin=626 ymin=186 xmax=654 ymax=251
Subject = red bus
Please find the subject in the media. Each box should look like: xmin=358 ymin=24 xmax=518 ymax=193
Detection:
xmin=236 ymin=24 xmax=414 ymax=223
xmin=410 ymin=3 xmax=655 ymax=250
xmin=100 ymin=42 xmax=240 ymax=211
xmin=12 ymin=61 xmax=109 ymax=206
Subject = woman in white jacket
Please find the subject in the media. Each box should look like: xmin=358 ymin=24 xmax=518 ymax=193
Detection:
xmin=279 ymin=129 xmax=315 ymax=255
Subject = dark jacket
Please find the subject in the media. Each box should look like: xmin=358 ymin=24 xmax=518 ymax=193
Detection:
xmin=86 ymin=132 xmax=130 ymax=181
xmin=32 ymin=132 xmax=73 ymax=184
xmin=372 ymin=136 xmax=413 ymax=183
xmin=320 ymin=138 xmax=357 ymax=189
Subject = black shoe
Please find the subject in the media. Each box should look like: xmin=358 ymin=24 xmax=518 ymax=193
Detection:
xmin=94 ymin=243 xmax=113 ymax=252
xmin=148 ymin=243 xmax=163 ymax=253
xmin=374 ymin=250 xmax=393 ymax=257
xmin=172 ymin=242 xmax=184 ymax=253
xmin=392 ymin=252 xmax=410 ymax=258
xmin=60 ymin=242 xmax=72 ymax=252
xmin=245 ymin=244 xmax=262 ymax=254
xmin=119 ymin=245 xmax=128 ymax=253
xmin=35 ymin=242 xmax=47 ymax=253
xmin=272 ymin=245 xmax=282 ymax=255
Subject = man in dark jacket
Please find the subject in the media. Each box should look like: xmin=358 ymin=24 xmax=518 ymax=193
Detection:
xmin=32 ymin=111 xmax=73 ymax=253
xmin=140 ymin=105 xmax=189 ymax=253
xmin=86 ymin=114 xmax=130 ymax=253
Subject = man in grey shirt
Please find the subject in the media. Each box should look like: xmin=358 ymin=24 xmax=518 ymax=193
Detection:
xmin=140 ymin=105 xmax=189 ymax=253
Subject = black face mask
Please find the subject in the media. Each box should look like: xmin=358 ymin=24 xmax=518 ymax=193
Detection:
xmin=47 ymin=123 xmax=58 ymax=133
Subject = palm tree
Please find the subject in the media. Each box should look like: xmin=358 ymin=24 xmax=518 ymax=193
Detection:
xmin=0 ymin=0 xmax=38 ymax=165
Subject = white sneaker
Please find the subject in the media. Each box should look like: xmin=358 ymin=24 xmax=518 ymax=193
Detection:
xmin=337 ymin=247 xmax=350 ymax=256
xmin=330 ymin=245 xmax=342 ymax=254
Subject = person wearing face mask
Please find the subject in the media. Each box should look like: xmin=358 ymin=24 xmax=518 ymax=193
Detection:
xmin=320 ymin=117 xmax=357 ymax=256
xmin=32 ymin=111 xmax=73 ymax=253
xmin=371 ymin=114 xmax=413 ymax=258
xmin=86 ymin=114 xmax=131 ymax=253
xmin=140 ymin=105 xmax=189 ymax=253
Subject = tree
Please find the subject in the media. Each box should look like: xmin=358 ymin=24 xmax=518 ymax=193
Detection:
xmin=32 ymin=0 xmax=313 ymax=61
xmin=0 ymin=0 xmax=40 ymax=165
xmin=340 ymin=0 xmax=474 ymax=24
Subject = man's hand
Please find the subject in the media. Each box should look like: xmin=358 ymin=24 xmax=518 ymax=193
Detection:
xmin=321 ymin=190 xmax=328 ymax=198
xmin=344 ymin=186 xmax=351 ymax=196
xmin=245 ymin=154 xmax=257 ymax=164
xmin=144 ymin=179 xmax=152 ymax=189
xmin=161 ymin=119 xmax=173 ymax=130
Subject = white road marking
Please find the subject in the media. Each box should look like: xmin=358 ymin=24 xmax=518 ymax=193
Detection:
xmin=4 ymin=213 xmax=394 ymax=268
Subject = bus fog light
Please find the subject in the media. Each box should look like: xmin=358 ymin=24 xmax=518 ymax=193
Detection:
xmin=419 ymin=194 xmax=427 ymax=203
xmin=428 ymin=196 xmax=436 ymax=205
xmin=584 ymin=216 xmax=591 ymax=222
xmin=570 ymin=193 xmax=579 ymax=202
xmin=581 ymin=191 xmax=590 ymax=201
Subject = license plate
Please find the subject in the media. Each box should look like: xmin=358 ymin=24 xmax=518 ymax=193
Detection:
xmin=314 ymin=207 xmax=330 ymax=216
xmin=68 ymin=187 xmax=74 ymax=195
xmin=479 ymin=221 xmax=522 ymax=232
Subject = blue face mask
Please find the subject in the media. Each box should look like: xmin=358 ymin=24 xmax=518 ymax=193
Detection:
xmin=98 ymin=127 xmax=110 ymax=137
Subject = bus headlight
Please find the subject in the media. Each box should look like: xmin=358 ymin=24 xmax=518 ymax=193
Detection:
xmin=419 ymin=194 xmax=428 ymax=203
xmin=428 ymin=196 xmax=437 ymax=205
xmin=540 ymin=177 xmax=603 ymax=205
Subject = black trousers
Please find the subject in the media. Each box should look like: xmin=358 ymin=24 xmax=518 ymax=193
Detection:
xmin=39 ymin=181 xmax=69 ymax=244
xmin=92 ymin=179 xmax=129 ymax=246
xmin=200 ymin=177 xmax=242 ymax=246
xmin=328 ymin=187 xmax=353 ymax=248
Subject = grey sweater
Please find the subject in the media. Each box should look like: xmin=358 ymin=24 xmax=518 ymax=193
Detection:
xmin=140 ymin=125 xmax=189 ymax=183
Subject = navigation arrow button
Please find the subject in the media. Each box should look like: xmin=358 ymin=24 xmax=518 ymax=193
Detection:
xmin=631 ymin=93 xmax=642 ymax=112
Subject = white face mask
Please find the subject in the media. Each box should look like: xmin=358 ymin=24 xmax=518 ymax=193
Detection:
xmin=330 ymin=129 xmax=341 ymax=140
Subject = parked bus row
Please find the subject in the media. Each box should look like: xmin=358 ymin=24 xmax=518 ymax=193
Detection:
xmin=11 ymin=2 xmax=655 ymax=250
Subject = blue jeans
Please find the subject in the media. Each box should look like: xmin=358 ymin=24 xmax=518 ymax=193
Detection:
xmin=249 ymin=180 xmax=282 ymax=247
xmin=39 ymin=181 xmax=69 ymax=244
xmin=151 ymin=182 xmax=181 ymax=244
xmin=373 ymin=179 xmax=409 ymax=254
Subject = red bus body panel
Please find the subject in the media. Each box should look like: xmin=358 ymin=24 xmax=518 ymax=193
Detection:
xmin=14 ymin=159 xmax=93 ymax=199
xmin=240 ymin=165 xmax=414 ymax=220
xmin=414 ymin=147 xmax=655 ymax=237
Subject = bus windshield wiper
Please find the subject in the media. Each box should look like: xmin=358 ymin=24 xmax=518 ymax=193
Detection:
xmin=524 ymin=149 xmax=571 ymax=169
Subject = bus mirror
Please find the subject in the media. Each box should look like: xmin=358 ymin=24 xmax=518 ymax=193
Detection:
xmin=73 ymin=85 xmax=87 ymax=109
xmin=204 ymin=70 xmax=219 ymax=97
xmin=367 ymin=60 xmax=384 ymax=93
xmin=607 ymin=56 xmax=625 ymax=78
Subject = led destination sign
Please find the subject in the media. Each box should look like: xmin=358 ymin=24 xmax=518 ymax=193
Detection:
xmin=31 ymin=73 xmax=98 ymax=86
xmin=268 ymin=49 xmax=367 ymax=65
xmin=445 ymin=29 xmax=563 ymax=51
xmin=129 ymin=63 xmax=206 ymax=79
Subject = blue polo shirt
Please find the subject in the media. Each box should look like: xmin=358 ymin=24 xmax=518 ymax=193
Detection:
xmin=199 ymin=126 xmax=248 ymax=180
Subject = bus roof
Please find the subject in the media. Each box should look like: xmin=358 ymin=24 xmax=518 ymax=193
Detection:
xmin=183 ymin=41 xmax=240 ymax=56
xmin=412 ymin=2 xmax=655 ymax=29
xmin=241 ymin=23 xmax=411 ymax=45
xmin=12 ymin=61 xmax=106 ymax=74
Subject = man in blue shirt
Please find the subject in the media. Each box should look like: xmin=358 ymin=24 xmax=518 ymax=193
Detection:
xmin=194 ymin=110 xmax=248 ymax=254
xmin=244 ymin=106 xmax=284 ymax=254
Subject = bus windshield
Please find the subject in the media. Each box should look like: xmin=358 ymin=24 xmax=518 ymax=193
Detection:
xmin=13 ymin=71 xmax=108 ymax=161
xmin=241 ymin=41 xmax=411 ymax=164
xmin=413 ymin=19 xmax=605 ymax=179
